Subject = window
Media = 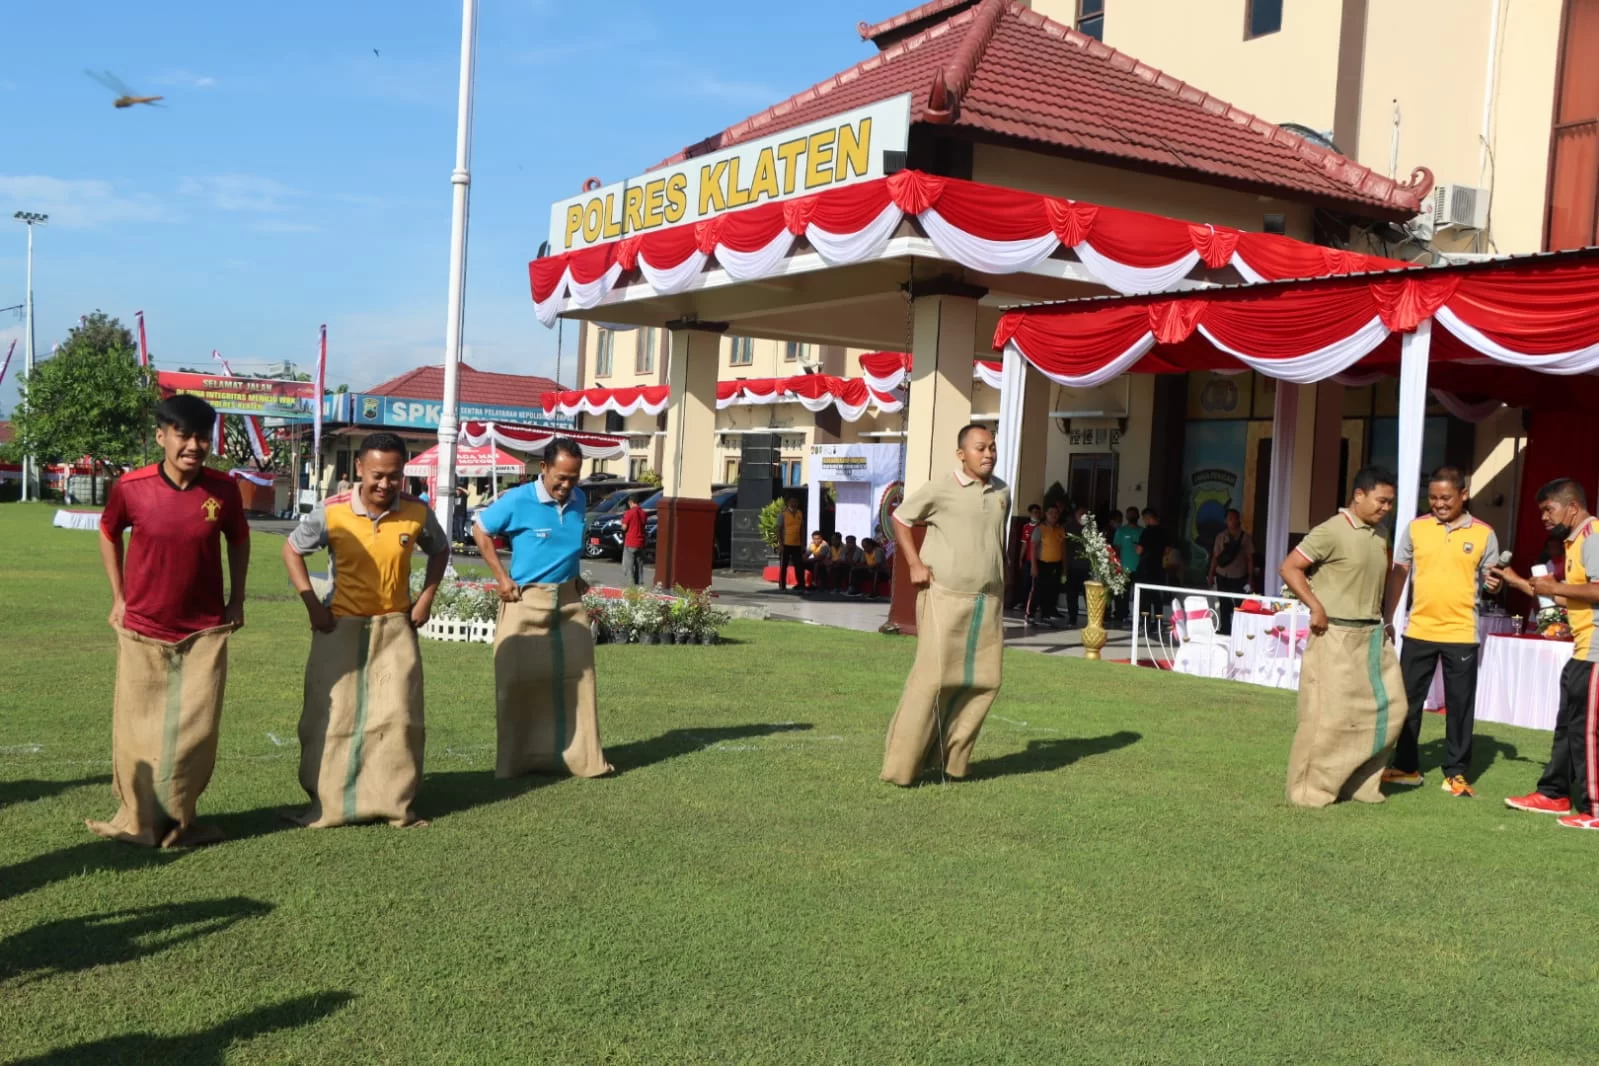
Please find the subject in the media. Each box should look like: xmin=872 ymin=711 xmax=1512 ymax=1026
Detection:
xmin=635 ymin=329 xmax=656 ymax=374
xmin=1075 ymin=0 xmax=1104 ymax=40
xmin=784 ymin=341 xmax=808 ymax=363
xmin=729 ymin=336 xmax=754 ymax=366
xmin=780 ymin=459 xmax=803 ymax=487
xmin=591 ymin=459 xmax=609 ymax=475
xmin=595 ymin=328 xmax=614 ymax=377
xmin=724 ymin=458 xmax=741 ymax=483
xmin=630 ymin=457 xmax=648 ymax=480
xmin=1245 ymin=0 xmax=1281 ymax=39
xmin=1546 ymin=0 xmax=1599 ymax=250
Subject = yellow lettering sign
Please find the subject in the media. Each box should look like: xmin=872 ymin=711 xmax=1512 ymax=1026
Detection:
xmin=775 ymin=137 xmax=806 ymax=196
xmin=642 ymin=179 xmax=666 ymax=229
xmin=835 ymin=117 xmax=871 ymax=182
xmin=748 ymin=146 xmax=780 ymax=203
xmin=804 ymin=129 xmax=837 ymax=190
xmin=600 ymin=192 xmax=623 ymax=240
xmin=564 ymin=204 xmax=585 ymax=249
xmin=664 ymin=173 xmax=689 ymax=223
xmin=582 ymin=200 xmax=603 ymax=244
xmin=623 ymin=186 xmax=646 ymax=234
xmin=724 ymin=157 xmax=751 ymax=208
xmin=699 ymin=161 xmax=729 ymax=215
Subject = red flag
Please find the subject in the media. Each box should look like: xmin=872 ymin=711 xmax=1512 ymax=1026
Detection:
xmin=0 ymin=339 xmax=14 ymax=388
xmin=136 ymin=311 xmax=149 ymax=368
xmin=243 ymin=415 xmax=270 ymax=465
xmin=213 ymin=413 xmax=226 ymax=456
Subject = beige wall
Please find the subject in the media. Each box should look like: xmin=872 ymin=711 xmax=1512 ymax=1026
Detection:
xmin=1032 ymin=0 xmax=1343 ymax=135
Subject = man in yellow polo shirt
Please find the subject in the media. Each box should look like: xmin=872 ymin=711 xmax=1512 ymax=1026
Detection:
xmin=283 ymin=432 xmax=450 ymax=828
xmin=1493 ymin=478 xmax=1599 ymax=831
xmin=1382 ymin=467 xmax=1502 ymax=798
xmin=777 ymin=496 xmax=806 ymax=592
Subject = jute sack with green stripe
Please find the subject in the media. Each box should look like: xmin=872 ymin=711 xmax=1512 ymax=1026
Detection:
xmin=87 ymin=625 xmax=232 ymax=848
xmin=493 ymin=582 xmax=611 ymax=779
xmin=1285 ymin=622 xmax=1404 ymax=808
xmin=881 ymin=583 xmax=1004 ymax=786
xmin=296 ymin=612 xmax=425 ymax=827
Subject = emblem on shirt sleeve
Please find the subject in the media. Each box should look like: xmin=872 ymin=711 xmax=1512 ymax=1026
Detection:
xmin=201 ymin=497 xmax=222 ymax=522
xmin=1463 ymin=542 xmax=1475 ymax=554
xmin=399 ymin=533 xmax=411 ymax=547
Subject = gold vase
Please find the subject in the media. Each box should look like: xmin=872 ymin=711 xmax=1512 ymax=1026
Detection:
xmin=1081 ymin=580 xmax=1108 ymax=661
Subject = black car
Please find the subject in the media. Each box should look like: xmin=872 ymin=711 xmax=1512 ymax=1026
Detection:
xmin=587 ymin=485 xmax=737 ymax=566
xmin=582 ymin=487 xmax=657 ymax=559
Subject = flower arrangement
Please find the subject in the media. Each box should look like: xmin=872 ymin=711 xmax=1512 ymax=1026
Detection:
xmin=410 ymin=565 xmax=499 ymax=624
xmin=1067 ymin=514 xmax=1129 ymax=595
xmin=587 ymin=584 xmax=729 ymax=645
xmin=1536 ymin=604 xmax=1571 ymax=640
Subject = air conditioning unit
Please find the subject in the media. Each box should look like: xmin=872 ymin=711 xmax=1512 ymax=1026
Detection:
xmin=1432 ymin=183 xmax=1489 ymax=231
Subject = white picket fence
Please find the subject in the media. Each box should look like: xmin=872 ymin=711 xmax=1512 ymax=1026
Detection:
xmin=418 ymin=616 xmax=496 ymax=645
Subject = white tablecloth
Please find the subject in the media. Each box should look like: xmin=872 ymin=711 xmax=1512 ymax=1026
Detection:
xmin=1226 ymin=611 xmax=1304 ymax=690
xmin=1421 ymin=614 xmax=1518 ymax=709
xmin=52 ymin=509 xmax=101 ymax=531
xmin=1474 ymin=635 xmax=1573 ymax=732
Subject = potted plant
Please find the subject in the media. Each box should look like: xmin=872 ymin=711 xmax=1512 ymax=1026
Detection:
xmin=669 ymin=595 xmax=694 ymax=644
xmin=606 ymin=598 xmax=634 ymax=645
xmin=582 ymin=591 xmax=609 ymax=643
xmin=634 ymin=595 xmax=665 ymax=645
xmin=1067 ymin=513 xmax=1130 ymax=662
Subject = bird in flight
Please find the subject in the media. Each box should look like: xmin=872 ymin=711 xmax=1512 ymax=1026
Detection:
xmin=373 ymin=48 xmax=381 ymax=57
xmin=85 ymin=69 xmax=163 ymax=108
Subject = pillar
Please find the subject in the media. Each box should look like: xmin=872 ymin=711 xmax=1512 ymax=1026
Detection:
xmin=1308 ymin=380 xmax=1345 ymax=520
xmin=889 ymin=287 xmax=982 ymax=633
xmin=655 ymin=323 xmax=723 ymax=590
xmin=997 ymin=353 xmax=1053 ymax=604
xmin=1263 ymin=380 xmax=1300 ymax=588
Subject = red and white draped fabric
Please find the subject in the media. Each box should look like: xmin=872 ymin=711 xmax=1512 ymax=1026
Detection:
xmin=540 ymin=384 xmax=671 ymax=419
xmin=458 ymin=421 xmax=629 ymax=461
xmin=228 ymin=468 xmax=275 ymax=487
xmin=716 ymin=375 xmax=902 ymax=421
xmin=993 ymin=255 xmax=1599 ymax=584
xmin=211 ymin=351 xmax=271 ymax=465
xmin=860 ymin=351 xmax=1009 ymax=392
xmin=528 ymin=171 xmax=1404 ymax=326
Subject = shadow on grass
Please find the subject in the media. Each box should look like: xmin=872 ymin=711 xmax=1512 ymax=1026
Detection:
xmin=7 ymin=992 xmax=355 ymax=1065
xmin=420 ymin=770 xmax=555 ymax=821
xmin=1415 ymin=734 xmax=1547 ymax=781
xmin=607 ymin=723 xmax=814 ymax=773
xmin=970 ymin=730 xmax=1142 ymax=780
xmin=0 ymin=840 xmax=188 ymax=905
xmin=0 ymin=897 xmax=272 ymax=984
xmin=0 ymin=775 xmax=111 ymax=812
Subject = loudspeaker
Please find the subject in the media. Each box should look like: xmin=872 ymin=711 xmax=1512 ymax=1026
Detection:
xmin=731 ymin=536 xmax=769 ymax=571
xmin=731 ymin=508 xmax=762 ymax=536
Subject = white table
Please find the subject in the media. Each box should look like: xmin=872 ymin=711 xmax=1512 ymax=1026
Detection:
xmin=1421 ymin=614 xmax=1518 ymax=709
xmin=1226 ymin=610 xmax=1304 ymax=690
xmin=1474 ymin=634 xmax=1573 ymax=732
xmin=52 ymin=508 xmax=101 ymax=531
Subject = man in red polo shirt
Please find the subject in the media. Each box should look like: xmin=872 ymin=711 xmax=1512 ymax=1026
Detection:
xmin=89 ymin=393 xmax=250 ymax=847
xmin=619 ymin=494 xmax=647 ymax=586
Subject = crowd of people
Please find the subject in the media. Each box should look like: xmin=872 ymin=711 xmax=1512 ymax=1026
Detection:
xmin=1009 ymin=500 xmax=1181 ymax=628
xmin=774 ymin=495 xmax=893 ymax=598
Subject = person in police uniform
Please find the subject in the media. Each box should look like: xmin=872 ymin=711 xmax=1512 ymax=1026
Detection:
xmin=1382 ymin=467 xmax=1502 ymax=798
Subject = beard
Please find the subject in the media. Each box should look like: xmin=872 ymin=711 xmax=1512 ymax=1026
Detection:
xmin=1550 ymin=523 xmax=1572 ymax=541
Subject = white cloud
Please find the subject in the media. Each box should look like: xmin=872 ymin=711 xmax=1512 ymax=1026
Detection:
xmin=0 ymin=175 xmax=170 ymax=229
xmin=154 ymin=70 xmax=217 ymax=89
xmin=177 ymin=174 xmax=301 ymax=213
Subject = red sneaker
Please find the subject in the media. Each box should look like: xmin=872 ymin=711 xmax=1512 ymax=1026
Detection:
xmin=1557 ymin=814 xmax=1599 ymax=831
xmin=1504 ymin=792 xmax=1572 ymax=815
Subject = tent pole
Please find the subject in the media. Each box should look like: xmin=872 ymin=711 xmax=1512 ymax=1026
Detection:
xmin=1391 ymin=321 xmax=1432 ymax=640
xmin=1264 ymin=381 xmax=1299 ymax=590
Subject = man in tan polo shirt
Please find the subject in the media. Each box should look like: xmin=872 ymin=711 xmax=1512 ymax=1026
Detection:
xmin=881 ymin=424 xmax=1011 ymax=785
xmin=1279 ymin=465 xmax=1405 ymax=807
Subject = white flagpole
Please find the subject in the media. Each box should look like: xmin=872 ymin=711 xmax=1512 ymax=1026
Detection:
xmin=435 ymin=0 xmax=478 ymax=542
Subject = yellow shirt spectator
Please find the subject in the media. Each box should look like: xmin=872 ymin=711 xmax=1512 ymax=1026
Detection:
xmin=288 ymin=491 xmax=449 ymax=618
xmin=1395 ymin=513 xmax=1498 ymax=644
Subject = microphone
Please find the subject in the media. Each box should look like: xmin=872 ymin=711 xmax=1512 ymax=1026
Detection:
xmin=1495 ymin=550 xmax=1513 ymax=567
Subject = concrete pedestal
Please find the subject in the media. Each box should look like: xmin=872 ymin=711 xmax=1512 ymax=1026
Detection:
xmin=653 ymin=497 xmax=719 ymax=591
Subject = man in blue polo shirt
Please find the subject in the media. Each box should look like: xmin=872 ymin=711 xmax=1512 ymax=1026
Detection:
xmin=473 ymin=438 xmax=612 ymax=778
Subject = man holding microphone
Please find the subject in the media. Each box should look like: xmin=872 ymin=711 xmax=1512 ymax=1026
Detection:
xmin=1381 ymin=467 xmax=1502 ymax=798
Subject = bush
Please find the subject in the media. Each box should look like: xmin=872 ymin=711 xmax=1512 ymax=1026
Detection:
xmin=758 ymin=497 xmax=785 ymax=550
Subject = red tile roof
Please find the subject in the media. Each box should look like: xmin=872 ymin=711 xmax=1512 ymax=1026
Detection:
xmin=365 ymin=363 xmax=561 ymax=408
xmin=858 ymin=0 xmax=979 ymax=45
xmin=659 ymin=0 xmax=1431 ymax=218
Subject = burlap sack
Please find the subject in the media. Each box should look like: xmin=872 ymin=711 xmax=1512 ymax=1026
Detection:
xmin=493 ymin=582 xmax=611 ymax=779
xmin=1285 ymin=622 xmax=1406 ymax=807
xmin=296 ymin=613 xmax=425 ymax=827
xmin=882 ymin=584 xmax=1004 ymax=786
xmin=87 ymin=625 xmax=232 ymax=848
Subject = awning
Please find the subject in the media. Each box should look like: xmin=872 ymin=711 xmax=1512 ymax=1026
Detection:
xmin=405 ymin=443 xmax=529 ymax=478
xmin=992 ymin=251 xmax=1599 ymax=411
xmin=528 ymin=170 xmax=1404 ymax=326
xmin=458 ymin=421 xmax=629 ymax=461
xmin=859 ymin=351 xmax=1004 ymax=391
xmin=716 ymin=375 xmax=902 ymax=420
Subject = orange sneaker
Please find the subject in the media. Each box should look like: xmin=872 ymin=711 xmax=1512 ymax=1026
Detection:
xmin=1556 ymin=814 xmax=1599 ymax=831
xmin=1441 ymin=775 xmax=1475 ymax=798
xmin=1504 ymin=792 xmax=1571 ymax=815
xmin=1381 ymin=768 xmax=1424 ymax=786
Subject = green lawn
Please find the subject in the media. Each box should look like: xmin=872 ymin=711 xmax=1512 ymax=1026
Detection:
xmin=2 ymin=501 xmax=1596 ymax=1064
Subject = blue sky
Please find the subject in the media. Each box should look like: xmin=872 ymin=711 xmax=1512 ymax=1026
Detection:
xmin=0 ymin=0 xmax=897 ymax=414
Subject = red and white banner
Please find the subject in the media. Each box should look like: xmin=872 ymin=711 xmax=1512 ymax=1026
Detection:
xmin=458 ymin=421 xmax=629 ymax=461
xmin=529 ymin=170 xmax=1404 ymax=326
xmin=135 ymin=310 xmax=149 ymax=368
xmin=716 ymin=374 xmax=902 ymax=421
xmin=541 ymin=384 xmax=670 ymax=419
xmin=0 ymin=339 xmax=14 ymax=389
xmin=212 ymin=351 xmax=271 ymax=465
xmin=405 ymin=443 xmax=528 ymax=478
xmin=992 ymin=258 xmax=1599 ymax=407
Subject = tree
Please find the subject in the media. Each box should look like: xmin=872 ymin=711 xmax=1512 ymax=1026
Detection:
xmin=4 ymin=312 xmax=157 ymax=483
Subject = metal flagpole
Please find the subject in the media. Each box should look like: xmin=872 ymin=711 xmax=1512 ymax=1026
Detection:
xmin=434 ymin=0 xmax=478 ymax=541
xmin=14 ymin=212 xmax=48 ymax=502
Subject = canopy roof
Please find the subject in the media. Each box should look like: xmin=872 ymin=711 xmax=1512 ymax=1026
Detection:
xmin=405 ymin=443 xmax=527 ymax=478
xmin=992 ymin=248 xmax=1599 ymax=411
xmin=660 ymin=0 xmax=1429 ymax=217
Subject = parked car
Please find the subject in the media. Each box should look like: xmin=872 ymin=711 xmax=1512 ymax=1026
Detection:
xmin=581 ymin=487 xmax=657 ymax=559
xmin=586 ymin=485 xmax=736 ymax=565
xmin=580 ymin=477 xmax=649 ymax=512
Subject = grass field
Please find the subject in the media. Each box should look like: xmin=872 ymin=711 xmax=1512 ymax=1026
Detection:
xmin=2 ymin=501 xmax=1597 ymax=1064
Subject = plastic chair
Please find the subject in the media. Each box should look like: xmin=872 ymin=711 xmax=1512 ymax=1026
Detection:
xmin=1172 ymin=595 xmax=1229 ymax=679
xmin=1266 ymin=610 xmax=1309 ymax=689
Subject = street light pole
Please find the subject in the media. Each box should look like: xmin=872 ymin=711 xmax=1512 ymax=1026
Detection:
xmin=434 ymin=0 xmax=478 ymax=542
xmin=13 ymin=212 xmax=47 ymax=503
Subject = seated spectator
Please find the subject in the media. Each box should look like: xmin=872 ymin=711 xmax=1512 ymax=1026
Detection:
xmin=804 ymin=530 xmax=834 ymax=592
xmin=849 ymin=538 xmax=890 ymax=598
xmin=831 ymin=535 xmax=864 ymax=592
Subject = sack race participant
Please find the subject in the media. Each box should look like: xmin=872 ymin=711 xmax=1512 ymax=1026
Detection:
xmin=1494 ymin=479 xmax=1599 ymax=830
xmin=1381 ymin=467 xmax=1502 ymax=798
xmin=90 ymin=394 xmax=250 ymax=847
xmin=283 ymin=432 xmax=449 ymax=828
xmin=882 ymin=424 xmax=1010 ymax=786
xmin=1280 ymin=466 xmax=1404 ymax=808
xmin=474 ymin=437 xmax=612 ymax=779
